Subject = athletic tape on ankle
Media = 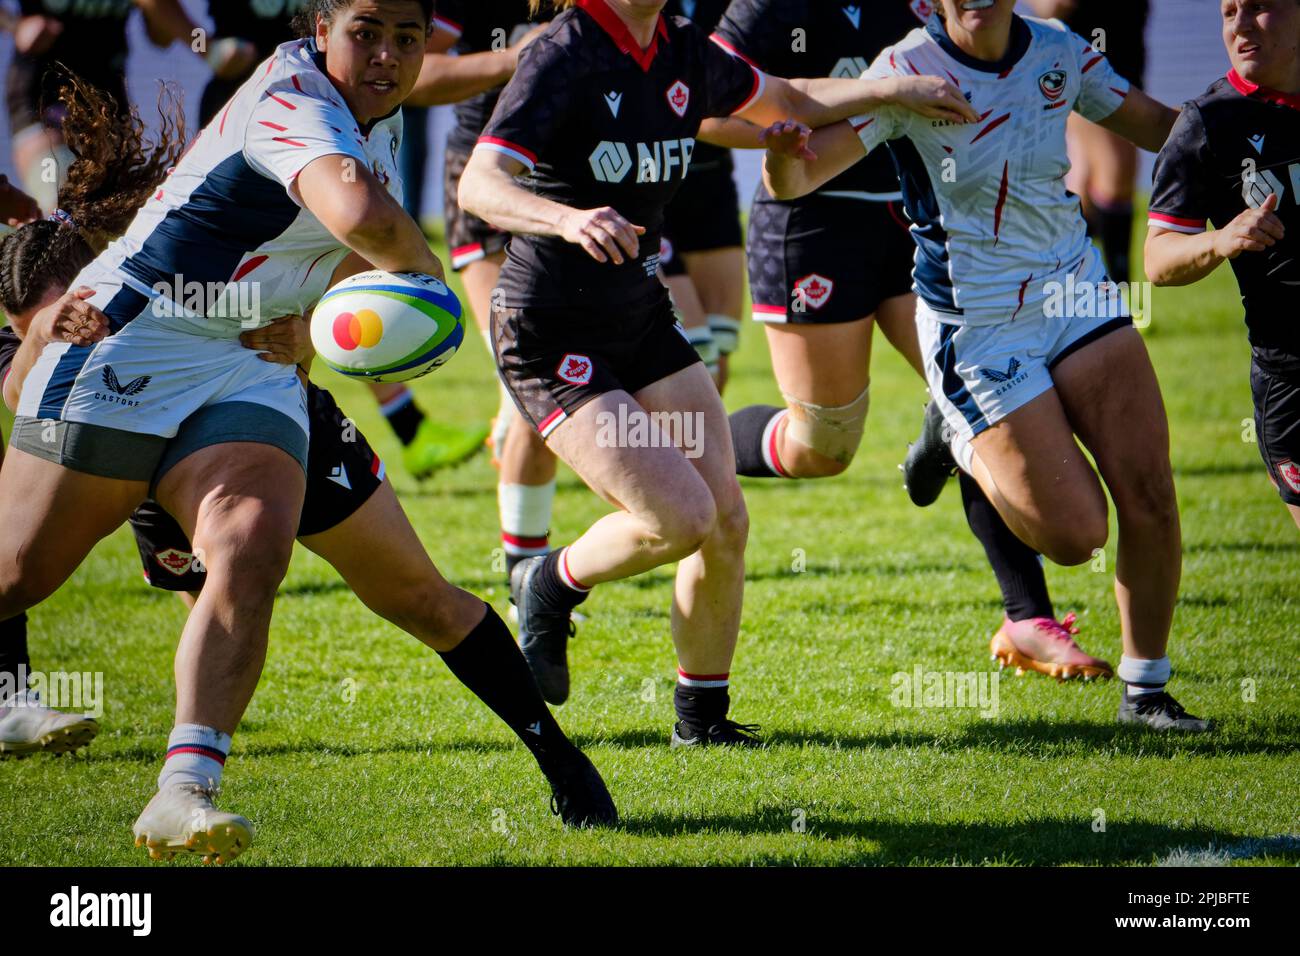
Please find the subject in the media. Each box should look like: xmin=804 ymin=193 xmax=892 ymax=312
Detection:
xmin=778 ymin=386 xmax=870 ymax=465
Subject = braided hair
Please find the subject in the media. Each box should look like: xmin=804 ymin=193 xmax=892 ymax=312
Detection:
xmin=0 ymin=69 xmax=184 ymax=320
xmin=293 ymin=0 xmax=435 ymax=37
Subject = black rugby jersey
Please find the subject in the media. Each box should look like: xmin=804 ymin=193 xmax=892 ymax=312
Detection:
xmin=665 ymin=0 xmax=730 ymax=172
xmin=713 ymin=0 xmax=931 ymax=199
xmin=436 ymin=0 xmax=537 ymax=154
xmin=1149 ymin=71 xmax=1300 ymax=372
xmin=0 ymin=326 xmax=19 ymax=393
xmin=12 ymin=0 xmax=134 ymax=117
xmin=478 ymin=0 xmax=762 ymax=307
xmin=209 ymin=1 xmax=304 ymax=59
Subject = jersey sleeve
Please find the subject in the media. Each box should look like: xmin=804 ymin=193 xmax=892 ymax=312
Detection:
xmin=1147 ymin=103 xmax=1210 ymax=235
xmin=697 ymin=24 xmax=766 ymax=118
xmin=710 ymin=0 xmax=801 ymax=74
xmin=243 ymin=70 xmax=371 ymax=196
xmin=848 ymin=48 xmax=912 ymax=155
xmin=1069 ymin=28 xmax=1130 ymax=123
xmin=476 ymin=36 xmax=574 ymax=172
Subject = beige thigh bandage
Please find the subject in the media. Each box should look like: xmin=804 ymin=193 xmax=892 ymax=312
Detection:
xmin=779 ymin=385 xmax=870 ymax=465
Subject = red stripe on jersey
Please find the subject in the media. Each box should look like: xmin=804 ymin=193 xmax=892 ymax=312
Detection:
xmin=709 ymin=33 xmax=759 ymax=70
xmin=299 ymin=249 xmax=334 ymax=287
xmin=538 ymin=407 xmax=565 ymax=433
xmin=732 ymin=66 xmax=764 ymax=116
xmin=232 ymin=255 xmax=269 ymax=282
xmin=273 ymin=136 xmax=308 ymax=147
xmin=267 ymin=92 xmax=297 ymax=110
xmin=945 ymin=69 xmax=961 ymax=88
xmin=1110 ymin=87 xmax=1128 ymax=98
xmin=1148 ymin=212 xmax=1206 ymax=229
xmin=1044 ymin=99 xmax=1068 ymax=111
xmin=219 ymin=102 xmax=233 ymax=136
xmin=993 ymin=161 xmax=1009 ymax=244
xmin=291 ymin=75 xmax=304 ymax=93
xmin=259 ymin=120 xmax=288 ymax=132
xmin=1082 ymin=55 xmax=1103 ymax=73
xmin=852 ymin=117 xmax=876 ymax=132
xmin=970 ymin=112 xmax=1011 ymax=144
xmin=577 ymin=0 xmax=669 ymax=73
xmin=478 ymin=136 xmax=538 ymax=166
xmin=1010 ymin=273 xmax=1034 ymax=322
xmin=433 ymin=14 xmax=463 ymax=37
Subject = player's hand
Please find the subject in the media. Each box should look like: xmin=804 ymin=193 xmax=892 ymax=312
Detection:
xmin=206 ymin=37 xmax=259 ymax=81
xmin=760 ymin=120 xmax=816 ymax=161
xmin=0 ymin=174 xmax=40 ymax=226
xmin=240 ymin=314 xmax=313 ymax=365
xmin=1213 ymin=193 xmax=1285 ymax=260
xmin=888 ymin=74 xmax=979 ymax=124
xmin=29 ymin=287 xmax=108 ymax=347
xmin=559 ymin=206 xmax=646 ymax=265
xmin=14 ymin=15 xmax=62 ymax=57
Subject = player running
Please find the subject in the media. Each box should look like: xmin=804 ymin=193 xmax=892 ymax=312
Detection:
xmin=714 ymin=0 xmax=1110 ymax=683
xmin=0 ymin=0 xmax=512 ymax=859
xmin=760 ymin=0 xmax=1208 ymax=730
xmin=1145 ymin=0 xmax=1300 ymax=531
xmin=459 ymin=0 xmax=977 ymax=740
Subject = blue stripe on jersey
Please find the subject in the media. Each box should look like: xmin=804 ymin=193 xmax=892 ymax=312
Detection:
xmin=37 ymin=346 xmax=93 ymax=420
xmin=101 ymin=284 xmax=150 ymax=335
xmin=888 ymin=138 xmax=960 ymax=315
xmin=935 ymin=323 xmax=986 ymax=435
xmin=119 ymin=152 xmax=301 ymax=292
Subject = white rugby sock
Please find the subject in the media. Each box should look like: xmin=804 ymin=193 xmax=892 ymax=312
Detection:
xmin=499 ymin=480 xmax=556 ymax=561
xmin=158 ymin=723 xmax=231 ymax=791
xmin=1118 ymin=655 xmax=1171 ymax=696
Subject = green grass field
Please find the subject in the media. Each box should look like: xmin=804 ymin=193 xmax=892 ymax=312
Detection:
xmin=2 ymin=229 xmax=1297 ymax=867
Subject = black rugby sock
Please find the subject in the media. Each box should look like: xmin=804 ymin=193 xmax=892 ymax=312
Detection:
xmin=1096 ymin=201 xmax=1134 ymax=287
xmin=380 ymin=388 xmax=426 ymax=446
xmin=729 ymin=405 xmax=787 ymax=478
xmin=0 ymin=613 xmax=29 ymax=697
xmin=674 ymin=682 xmax=730 ymax=733
xmin=533 ymin=549 xmax=590 ymax=611
xmin=438 ymin=604 xmax=578 ymax=768
xmin=959 ymin=472 xmax=1054 ymax=622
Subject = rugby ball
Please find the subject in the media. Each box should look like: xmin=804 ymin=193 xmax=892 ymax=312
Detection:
xmin=311 ymin=270 xmax=464 ymax=383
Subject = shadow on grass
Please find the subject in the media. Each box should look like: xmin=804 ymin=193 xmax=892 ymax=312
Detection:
xmin=618 ymin=809 xmax=1257 ymax=866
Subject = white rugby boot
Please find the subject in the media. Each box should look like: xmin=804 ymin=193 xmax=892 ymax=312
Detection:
xmin=132 ymin=782 xmax=255 ymax=864
xmin=0 ymin=689 xmax=98 ymax=757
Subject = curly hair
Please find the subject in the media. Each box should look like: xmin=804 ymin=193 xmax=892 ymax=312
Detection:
xmin=0 ymin=69 xmax=184 ymax=320
xmin=293 ymin=0 xmax=435 ymax=37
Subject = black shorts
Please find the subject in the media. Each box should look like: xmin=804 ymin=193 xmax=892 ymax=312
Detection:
xmin=662 ymin=155 xmax=743 ymax=259
xmin=1251 ymin=357 xmax=1300 ymax=507
xmin=747 ymin=195 xmax=914 ymax=325
xmin=493 ymin=289 xmax=700 ymax=438
xmin=444 ymin=146 xmax=511 ymax=271
xmin=131 ymin=385 xmax=386 ymax=591
xmin=1063 ymin=1 xmax=1148 ymax=89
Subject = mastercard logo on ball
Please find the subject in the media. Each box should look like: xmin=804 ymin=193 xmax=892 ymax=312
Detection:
xmin=311 ymin=271 xmax=464 ymax=383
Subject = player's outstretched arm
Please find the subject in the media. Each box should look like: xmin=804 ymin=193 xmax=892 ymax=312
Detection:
xmin=296 ymin=155 xmax=445 ymax=280
xmin=762 ymin=119 xmax=867 ymax=201
xmin=459 ymin=149 xmax=645 ymax=265
xmin=738 ymin=74 xmax=978 ymax=131
xmin=407 ymin=24 xmax=548 ymax=108
xmin=1098 ymin=89 xmax=1179 ymax=153
xmin=1146 ymin=194 xmax=1285 ymax=286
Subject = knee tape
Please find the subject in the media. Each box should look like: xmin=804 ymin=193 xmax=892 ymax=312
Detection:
xmin=708 ymin=314 xmax=742 ymax=355
xmin=779 ymin=385 xmax=870 ymax=464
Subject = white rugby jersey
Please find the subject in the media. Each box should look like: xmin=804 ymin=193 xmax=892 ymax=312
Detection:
xmin=78 ymin=38 xmax=403 ymax=336
xmin=850 ymin=15 xmax=1129 ymax=324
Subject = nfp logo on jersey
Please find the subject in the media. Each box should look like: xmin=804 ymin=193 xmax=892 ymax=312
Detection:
xmin=589 ymin=138 xmax=695 ymax=184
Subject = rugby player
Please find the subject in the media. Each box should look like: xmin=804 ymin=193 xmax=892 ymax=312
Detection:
xmin=1145 ymin=0 xmax=1300 ymax=530
xmin=459 ymin=0 xmax=978 ymax=742
xmin=760 ymin=0 xmax=1208 ymax=730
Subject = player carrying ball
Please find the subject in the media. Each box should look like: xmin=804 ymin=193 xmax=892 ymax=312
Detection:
xmin=459 ymin=0 xmax=977 ymax=743
xmin=1145 ymin=0 xmax=1300 ymax=531
xmin=761 ymin=0 xmax=1209 ymax=731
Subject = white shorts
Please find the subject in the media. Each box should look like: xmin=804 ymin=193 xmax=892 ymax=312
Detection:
xmin=11 ymin=310 xmax=308 ymax=482
xmin=918 ymin=282 xmax=1133 ymax=443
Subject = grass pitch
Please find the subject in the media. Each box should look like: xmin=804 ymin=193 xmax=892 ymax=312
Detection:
xmin=2 ymin=229 xmax=1297 ymax=866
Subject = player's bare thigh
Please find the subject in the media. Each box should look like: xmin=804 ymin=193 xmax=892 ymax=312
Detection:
xmin=681 ymin=247 xmax=744 ymax=320
xmin=461 ymin=251 xmax=506 ymax=337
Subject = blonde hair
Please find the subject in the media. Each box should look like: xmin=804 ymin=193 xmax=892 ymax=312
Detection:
xmin=529 ymin=0 xmax=577 ymax=14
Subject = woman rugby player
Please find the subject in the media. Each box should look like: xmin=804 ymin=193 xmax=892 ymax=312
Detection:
xmin=714 ymin=0 xmax=1112 ymax=683
xmin=0 ymin=0 xmax=614 ymax=863
xmin=761 ymin=0 xmax=1208 ymax=730
xmin=459 ymin=0 xmax=977 ymax=741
